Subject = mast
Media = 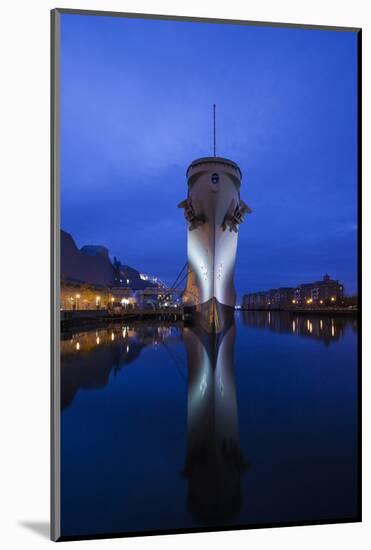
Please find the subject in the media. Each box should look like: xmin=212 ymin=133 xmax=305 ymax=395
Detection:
xmin=213 ymin=104 xmax=216 ymax=157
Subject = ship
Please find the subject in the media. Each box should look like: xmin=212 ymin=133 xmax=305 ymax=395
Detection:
xmin=178 ymin=154 xmax=251 ymax=333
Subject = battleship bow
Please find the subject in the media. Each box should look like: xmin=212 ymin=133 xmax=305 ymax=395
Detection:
xmin=179 ymin=156 xmax=251 ymax=333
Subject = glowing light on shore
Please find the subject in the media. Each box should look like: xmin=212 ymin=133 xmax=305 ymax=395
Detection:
xmin=76 ymin=342 xmax=80 ymax=351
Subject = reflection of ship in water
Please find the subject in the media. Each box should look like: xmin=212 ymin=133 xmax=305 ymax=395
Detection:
xmin=242 ymin=310 xmax=355 ymax=346
xmin=61 ymin=324 xmax=181 ymax=410
xmin=182 ymin=322 xmax=248 ymax=523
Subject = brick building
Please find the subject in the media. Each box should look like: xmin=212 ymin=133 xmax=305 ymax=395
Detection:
xmin=294 ymin=274 xmax=344 ymax=306
xmin=243 ymin=275 xmax=344 ymax=310
xmin=242 ymin=287 xmax=295 ymax=309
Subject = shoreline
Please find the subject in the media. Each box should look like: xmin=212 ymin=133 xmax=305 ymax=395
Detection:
xmin=61 ymin=308 xmax=184 ymax=333
xmin=240 ymin=307 xmax=358 ymax=317
xmin=61 ymin=305 xmax=358 ymax=333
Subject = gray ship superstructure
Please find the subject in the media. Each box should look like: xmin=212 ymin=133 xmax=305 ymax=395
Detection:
xmin=179 ymin=156 xmax=251 ymax=332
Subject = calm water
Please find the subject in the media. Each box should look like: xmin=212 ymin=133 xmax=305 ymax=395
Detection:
xmin=61 ymin=312 xmax=359 ymax=538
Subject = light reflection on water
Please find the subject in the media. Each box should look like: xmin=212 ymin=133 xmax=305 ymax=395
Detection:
xmin=61 ymin=312 xmax=358 ymax=538
xmin=242 ymin=310 xmax=357 ymax=345
xmin=61 ymin=324 xmax=181 ymax=410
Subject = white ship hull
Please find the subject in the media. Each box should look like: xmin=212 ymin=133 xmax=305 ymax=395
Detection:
xmin=179 ymin=157 xmax=250 ymax=333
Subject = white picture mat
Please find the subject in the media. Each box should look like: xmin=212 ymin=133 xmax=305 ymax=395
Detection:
xmin=0 ymin=0 xmax=368 ymax=549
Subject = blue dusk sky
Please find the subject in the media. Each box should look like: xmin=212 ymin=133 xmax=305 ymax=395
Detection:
xmin=60 ymin=14 xmax=358 ymax=296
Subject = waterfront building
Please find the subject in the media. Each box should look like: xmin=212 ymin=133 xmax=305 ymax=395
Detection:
xmin=61 ymin=230 xmax=116 ymax=288
xmin=242 ymin=287 xmax=295 ymax=309
xmin=294 ymin=274 xmax=344 ymax=306
xmin=60 ymin=279 xmax=108 ymax=311
xmin=243 ymin=291 xmax=269 ymax=309
xmin=243 ymin=275 xmax=344 ymax=310
xmin=272 ymin=287 xmax=296 ymax=307
xmin=60 ymin=230 xmax=158 ymax=310
xmin=113 ymin=257 xmax=158 ymax=290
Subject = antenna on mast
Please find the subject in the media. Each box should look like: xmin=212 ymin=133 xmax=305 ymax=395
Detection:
xmin=213 ymin=104 xmax=216 ymax=157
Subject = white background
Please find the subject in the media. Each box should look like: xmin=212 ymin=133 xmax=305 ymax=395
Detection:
xmin=0 ymin=0 xmax=369 ymax=548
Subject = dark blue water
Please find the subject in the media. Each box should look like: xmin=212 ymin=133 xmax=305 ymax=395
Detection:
xmin=60 ymin=312 xmax=359 ymax=538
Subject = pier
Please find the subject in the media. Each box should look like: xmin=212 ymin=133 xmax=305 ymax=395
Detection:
xmin=61 ymin=306 xmax=186 ymax=331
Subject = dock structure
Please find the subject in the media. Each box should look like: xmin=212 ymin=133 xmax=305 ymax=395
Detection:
xmin=60 ymin=305 xmax=185 ymax=331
